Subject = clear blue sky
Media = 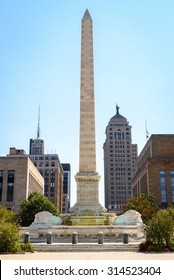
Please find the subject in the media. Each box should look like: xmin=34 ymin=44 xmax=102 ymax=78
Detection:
xmin=1 ymin=0 xmax=174 ymax=205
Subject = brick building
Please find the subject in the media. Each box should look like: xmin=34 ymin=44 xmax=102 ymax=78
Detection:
xmin=0 ymin=148 xmax=44 ymax=214
xmin=132 ymin=134 xmax=174 ymax=207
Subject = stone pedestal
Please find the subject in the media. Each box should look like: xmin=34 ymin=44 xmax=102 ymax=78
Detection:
xmin=70 ymin=172 xmax=106 ymax=216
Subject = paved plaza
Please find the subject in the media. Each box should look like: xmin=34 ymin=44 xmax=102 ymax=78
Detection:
xmin=1 ymin=251 xmax=174 ymax=260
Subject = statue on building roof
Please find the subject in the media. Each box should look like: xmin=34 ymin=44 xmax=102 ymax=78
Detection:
xmin=116 ymin=104 xmax=120 ymax=114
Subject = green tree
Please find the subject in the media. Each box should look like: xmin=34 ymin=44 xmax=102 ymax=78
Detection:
xmin=145 ymin=208 xmax=174 ymax=248
xmin=0 ymin=207 xmax=21 ymax=253
xmin=0 ymin=206 xmax=18 ymax=223
xmin=19 ymin=192 xmax=60 ymax=226
xmin=122 ymin=194 xmax=159 ymax=224
xmin=0 ymin=222 xmax=21 ymax=253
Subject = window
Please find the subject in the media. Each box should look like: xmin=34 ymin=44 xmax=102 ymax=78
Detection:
xmin=51 ymin=156 xmax=57 ymax=160
xmin=170 ymin=171 xmax=174 ymax=203
xmin=160 ymin=171 xmax=167 ymax=203
xmin=0 ymin=170 xmax=3 ymax=201
xmin=118 ymin=131 xmax=122 ymax=140
xmin=7 ymin=170 xmax=15 ymax=202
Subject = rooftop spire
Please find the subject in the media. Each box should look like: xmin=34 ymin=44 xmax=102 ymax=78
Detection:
xmin=37 ymin=106 xmax=40 ymax=139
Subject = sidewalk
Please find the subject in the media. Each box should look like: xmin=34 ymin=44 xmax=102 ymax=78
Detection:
xmin=1 ymin=251 xmax=174 ymax=260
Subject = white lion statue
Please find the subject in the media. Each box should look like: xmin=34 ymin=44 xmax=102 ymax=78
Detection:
xmin=112 ymin=210 xmax=143 ymax=226
xmin=30 ymin=211 xmax=62 ymax=227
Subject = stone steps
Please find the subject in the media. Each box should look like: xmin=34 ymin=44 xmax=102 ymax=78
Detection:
xmin=32 ymin=242 xmax=140 ymax=252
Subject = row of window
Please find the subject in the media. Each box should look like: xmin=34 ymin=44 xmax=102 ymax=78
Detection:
xmin=110 ymin=175 xmax=132 ymax=180
xmin=109 ymin=205 xmax=122 ymax=210
xmin=109 ymin=135 xmax=131 ymax=141
xmin=110 ymin=153 xmax=131 ymax=159
xmin=110 ymin=167 xmax=131 ymax=171
xmin=110 ymin=127 xmax=130 ymax=131
xmin=160 ymin=171 xmax=174 ymax=203
xmin=110 ymin=123 xmax=128 ymax=127
xmin=30 ymin=155 xmax=58 ymax=161
xmin=109 ymin=147 xmax=131 ymax=152
xmin=0 ymin=170 xmax=14 ymax=202
xmin=110 ymin=161 xmax=131 ymax=165
xmin=109 ymin=131 xmax=130 ymax=136
xmin=110 ymin=191 xmax=127 ymax=195
xmin=33 ymin=162 xmax=56 ymax=168
xmin=39 ymin=169 xmax=56 ymax=174
xmin=110 ymin=171 xmax=132 ymax=176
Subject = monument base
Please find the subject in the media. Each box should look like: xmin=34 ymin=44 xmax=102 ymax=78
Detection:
xmin=70 ymin=201 xmax=107 ymax=217
xmin=20 ymin=224 xmax=144 ymax=240
xmin=61 ymin=210 xmax=116 ymax=226
xmin=63 ymin=215 xmax=108 ymax=226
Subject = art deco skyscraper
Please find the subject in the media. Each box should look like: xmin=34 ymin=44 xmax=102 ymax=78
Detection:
xmin=104 ymin=105 xmax=137 ymax=212
xmin=70 ymin=10 xmax=105 ymax=216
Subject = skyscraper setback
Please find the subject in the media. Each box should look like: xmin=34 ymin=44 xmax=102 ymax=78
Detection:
xmin=103 ymin=105 xmax=137 ymax=212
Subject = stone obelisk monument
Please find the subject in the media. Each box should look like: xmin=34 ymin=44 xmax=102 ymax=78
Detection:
xmin=70 ymin=9 xmax=106 ymax=217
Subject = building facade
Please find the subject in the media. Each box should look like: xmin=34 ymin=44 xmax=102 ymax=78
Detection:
xmin=29 ymin=138 xmax=44 ymax=155
xmin=103 ymin=105 xmax=137 ymax=212
xmin=132 ymin=134 xmax=174 ymax=208
xmin=29 ymin=114 xmax=64 ymax=212
xmin=0 ymin=148 xmax=44 ymax=214
xmin=29 ymin=153 xmax=63 ymax=212
xmin=61 ymin=164 xmax=71 ymax=213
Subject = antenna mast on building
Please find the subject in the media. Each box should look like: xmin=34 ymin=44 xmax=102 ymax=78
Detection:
xmin=37 ymin=105 xmax=40 ymax=139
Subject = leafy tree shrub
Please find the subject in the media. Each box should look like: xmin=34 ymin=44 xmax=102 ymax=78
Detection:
xmin=0 ymin=206 xmax=21 ymax=253
xmin=147 ymin=244 xmax=162 ymax=252
xmin=19 ymin=192 xmax=60 ymax=226
xmin=21 ymin=243 xmax=34 ymax=253
xmin=139 ymin=240 xmax=153 ymax=252
xmin=145 ymin=208 xmax=174 ymax=248
xmin=0 ymin=206 xmax=18 ymax=223
xmin=122 ymin=194 xmax=159 ymax=224
xmin=0 ymin=222 xmax=21 ymax=253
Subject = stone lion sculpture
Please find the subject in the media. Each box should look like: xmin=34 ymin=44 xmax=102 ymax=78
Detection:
xmin=30 ymin=211 xmax=62 ymax=227
xmin=112 ymin=210 xmax=143 ymax=226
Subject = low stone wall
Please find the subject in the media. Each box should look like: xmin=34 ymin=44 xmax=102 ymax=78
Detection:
xmin=20 ymin=225 xmax=144 ymax=239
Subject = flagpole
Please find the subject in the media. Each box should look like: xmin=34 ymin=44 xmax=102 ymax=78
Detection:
xmin=145 ymin=119 xmax=149 ymax=141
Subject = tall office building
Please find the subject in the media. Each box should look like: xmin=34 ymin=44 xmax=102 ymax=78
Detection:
xmin=29 ymin=153 xmax=63 ymax=212
xmin=61 ymin=164 xmax=71 ymax=213
xmin=29 ymin=109 xmax=63 ymax=212
xmin=103 ymin=105 xmax=137 ymax=212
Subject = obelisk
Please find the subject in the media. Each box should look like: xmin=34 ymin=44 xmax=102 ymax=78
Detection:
xmin=70 ymin=9 xmax=105 ymax=216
